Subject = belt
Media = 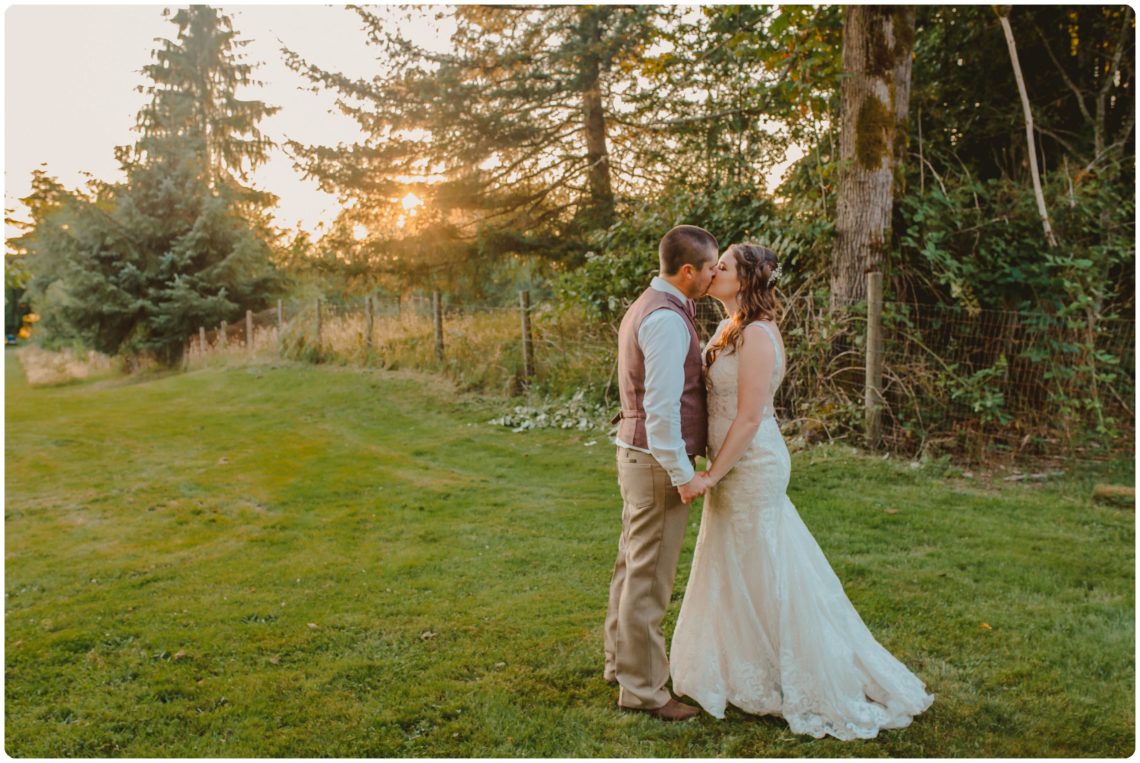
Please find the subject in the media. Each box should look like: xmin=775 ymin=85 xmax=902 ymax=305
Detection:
xmin=610 ymin=409 xmax=646 ymax=425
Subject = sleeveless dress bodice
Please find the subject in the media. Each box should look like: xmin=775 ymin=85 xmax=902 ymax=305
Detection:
xmin=706 ymin=320 xmax=784 ymax=468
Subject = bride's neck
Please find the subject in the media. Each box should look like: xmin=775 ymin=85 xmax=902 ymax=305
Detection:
xmin=721 ymin=297 xmax=739 ymax=317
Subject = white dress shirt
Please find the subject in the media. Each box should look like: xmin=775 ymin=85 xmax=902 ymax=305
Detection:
xmin=614 ymin=277 xmax=696 ymax=487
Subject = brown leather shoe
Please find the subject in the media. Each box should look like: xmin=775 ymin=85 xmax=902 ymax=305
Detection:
xmin=626 ymin=698 xmax=701 ymax=722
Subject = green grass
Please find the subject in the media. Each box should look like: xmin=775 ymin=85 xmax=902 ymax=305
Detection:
xmin=5 ymin=349 xmax=1134 ymax=757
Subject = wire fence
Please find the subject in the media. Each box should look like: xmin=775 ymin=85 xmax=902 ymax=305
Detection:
xmin=772 ymin=296 xmax=1135 ymax=459
xmin=185 ymin=291 xmax=1134 ymax=461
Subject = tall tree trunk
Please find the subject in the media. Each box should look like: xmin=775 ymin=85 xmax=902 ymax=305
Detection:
xmin=831 ymin=6 xmax=915 ymax=307
xmin=892 ymin=9 xmax=915 ymax=174
xmin=1094 ymin=7 xmax=1133 ymax=164
xmin=996 ymin=7 xmax=1058 ymax=248
xmin=579 ymin=7 xmax=615 ymax=227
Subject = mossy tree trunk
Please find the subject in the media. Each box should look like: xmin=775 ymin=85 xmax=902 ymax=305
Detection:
xmin=830 ymin=6 xmax=915 ymax=307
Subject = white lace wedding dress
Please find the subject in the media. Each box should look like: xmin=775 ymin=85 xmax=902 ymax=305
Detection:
xmin=670 ymin=320 xmax=933 ymax=740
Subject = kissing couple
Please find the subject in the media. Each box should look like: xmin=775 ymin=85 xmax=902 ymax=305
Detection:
xmin=602 ymin=225 xmax=934 ymax=740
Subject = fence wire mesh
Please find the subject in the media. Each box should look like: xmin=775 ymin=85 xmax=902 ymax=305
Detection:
xmin=186 ymin=293 xmax=1133 ymax=460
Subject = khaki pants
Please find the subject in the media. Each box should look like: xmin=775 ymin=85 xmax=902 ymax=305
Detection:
xmin=603 ymin=447 xmax=691 ymax=709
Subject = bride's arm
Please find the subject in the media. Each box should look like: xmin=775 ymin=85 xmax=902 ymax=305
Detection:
xmin=704 ymin=324 xmax=775 ymax=487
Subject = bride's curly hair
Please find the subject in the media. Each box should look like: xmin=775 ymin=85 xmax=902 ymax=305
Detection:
xmin=704 ymin=243 xmax=781 ymax=370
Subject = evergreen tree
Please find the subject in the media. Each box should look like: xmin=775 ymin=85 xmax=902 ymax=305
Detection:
xmin=283 ymin=5 xmax=661 ymax=273
xmin=622 ymin=7 xmax=816 ymax=194
xmin=120 ymin=7 xmax=278 ymax=204
xmin=18 ymin=6 xmax=282 ymax=364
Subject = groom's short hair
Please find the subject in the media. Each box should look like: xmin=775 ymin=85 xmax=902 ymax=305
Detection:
xmin=659 ymin=225 xmax=719 ymax=276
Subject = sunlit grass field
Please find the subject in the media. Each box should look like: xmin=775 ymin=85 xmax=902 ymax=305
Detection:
xmin=4 ymin=350 xmax=1134 ymax=757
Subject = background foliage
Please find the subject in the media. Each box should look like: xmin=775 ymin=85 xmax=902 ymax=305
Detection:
xmin=8 ymin=4 xmax=1134 ymax=457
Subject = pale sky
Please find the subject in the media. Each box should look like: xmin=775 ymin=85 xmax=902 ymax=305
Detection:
xmin=4 ymin=3 xmax=443 ymax=236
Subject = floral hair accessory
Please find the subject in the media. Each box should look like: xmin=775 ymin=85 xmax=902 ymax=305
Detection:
xmin=767 ymin=263 xmax=782 ymax=287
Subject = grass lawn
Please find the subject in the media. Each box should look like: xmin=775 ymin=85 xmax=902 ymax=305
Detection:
xmin=4 ymin=350 xmax=1134 ymax=757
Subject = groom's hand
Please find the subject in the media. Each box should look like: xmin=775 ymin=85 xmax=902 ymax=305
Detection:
xmin=678 ymin=474 xmax=711 ymax=504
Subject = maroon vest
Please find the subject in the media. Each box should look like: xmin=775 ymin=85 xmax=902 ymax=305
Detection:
xmin=614 ymin=286 xmax=708 ymax=456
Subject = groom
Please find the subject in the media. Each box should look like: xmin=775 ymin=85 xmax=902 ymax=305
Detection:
xmin=603 ymin=224 xmax=718 ymax=721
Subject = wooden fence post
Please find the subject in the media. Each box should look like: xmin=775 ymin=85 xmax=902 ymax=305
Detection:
xmin=277 ymin=299 xmax=283 ymax=357
xmin=519 ymin=289 xmax=535 ymax=382
xmin=315 ymin=298 xmax=322 ymax=360
xmin=246 ymin=309 xmax=254 ymax=354
xmin=865 ymin=271 xmax=884 ymax=449
xmin=219 ymin=321 xmax=227 ymax=349
xmin=199 ymin=326 xmax=206 ymax=356
xmin=432 ymin=291 xmax=444 ymax=362
xmin=366 ymin=295 xmax=374 ymax=352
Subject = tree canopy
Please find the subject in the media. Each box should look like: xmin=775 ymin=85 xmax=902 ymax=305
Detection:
xmin=10 ymin=5 xmax=1135 ymax=352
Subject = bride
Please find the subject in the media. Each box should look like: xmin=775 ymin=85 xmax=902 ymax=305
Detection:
xmin=669 ymin=243 xmax=934 ymax=740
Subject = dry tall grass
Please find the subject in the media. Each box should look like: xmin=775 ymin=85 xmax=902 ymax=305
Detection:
xmin=181 ymin=295 xmax=1133 ymax=460
xmin=16 ymin=346 xmax=116 ymax=386
xmin=186 ymin=302 xmax=616 ymax=401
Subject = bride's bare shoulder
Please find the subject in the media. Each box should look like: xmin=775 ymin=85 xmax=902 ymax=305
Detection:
xmin=741 ymin=321 xmax=784 ymax=357
xmin=743 ymin=320 xmax=776 ymax=335
xmin=740 ymin=322 xmax=776 ymax=348
xmin=747 ymin=319 xmax=782 ymax=338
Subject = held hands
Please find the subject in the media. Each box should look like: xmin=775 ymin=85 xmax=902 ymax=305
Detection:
xmin=678 ymin=472 xmax=714 ymax=504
